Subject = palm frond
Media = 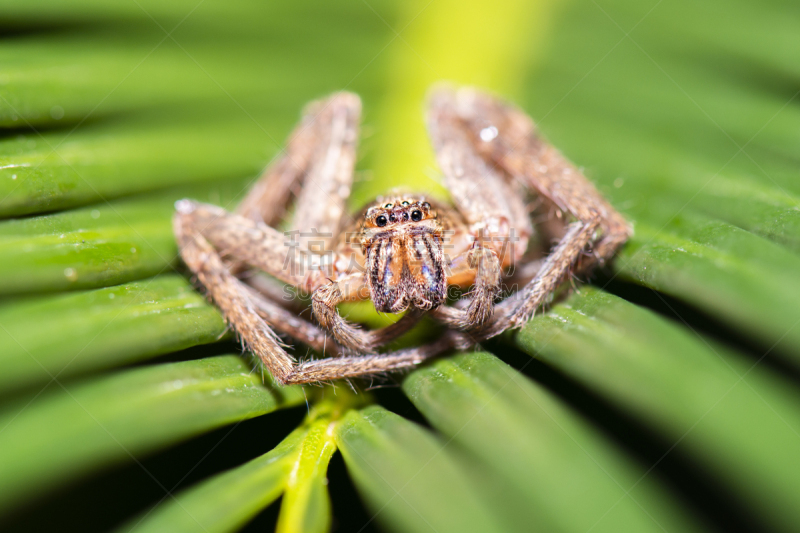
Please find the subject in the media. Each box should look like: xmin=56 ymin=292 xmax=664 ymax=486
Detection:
xmin=0 ymin=0 xmax=798 ymax=532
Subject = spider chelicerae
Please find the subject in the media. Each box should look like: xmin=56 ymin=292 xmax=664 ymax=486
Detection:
xmin=173 ymin=86 xmax=631 ymax=385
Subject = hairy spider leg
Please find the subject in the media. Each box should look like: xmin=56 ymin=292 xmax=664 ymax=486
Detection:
xmin=426 ymin=87 xmax=533 ymax=329
xmin=432 ymin=86 xmax=632 ymax=338
xmin=175 ymin=93 xmax=434 ymax=383
xmin=175 ymin=201 xmax=422 ymax=357
xmin=174 ymin=88 xmax=630 ymax=384
xmin=174 ymin=212 xmax=295 ymax=382
xmin=285 ymin=332 xmax=463 ymax=384
xmin=175 ymin=202 xmax=439 ymax=384
xmin=236 ymin=92 xmax=358 ymax=238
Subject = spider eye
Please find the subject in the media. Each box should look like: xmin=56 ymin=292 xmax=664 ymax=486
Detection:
xmin=389 ymin=213 xmax=397 ymax=223
xmin=411 ymin=210 xmax=423 ymax=221
xmin=375 ymin=215 xmax=388 ymax=227
xmin=421 ymin=202 xmax=431 ymax=211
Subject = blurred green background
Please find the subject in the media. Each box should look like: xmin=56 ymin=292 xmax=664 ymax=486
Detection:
xmin=0 ymin=0 xmax=799 ymax=532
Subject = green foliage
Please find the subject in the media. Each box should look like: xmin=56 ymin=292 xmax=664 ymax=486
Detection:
xmin=336 ymin=406 xmax=510 ymax=533
xmin=0 ymin=0 xmax=798 ymax=532
xmin=515 ymin=287 xmax=800 ymax=533
xmin=0 ymin=275 xmax=227 ymax=394
xmin=121 ymin=426 xmax=305 ymax=533
xmin=0 ymin=355 xmax=304 ymax=515
xmin=404 ymin=351 xmax=707 ymax=533
xmin=122 ymin=395 xmax=359 ymax=533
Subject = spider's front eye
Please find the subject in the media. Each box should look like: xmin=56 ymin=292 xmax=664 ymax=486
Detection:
xmin=376 ymin=215 xmax=388 ymax=227
xmin=389 ymin=213 xmax=397 ymax=223
xmin=411 ymin=210 xmax=423 ymax=221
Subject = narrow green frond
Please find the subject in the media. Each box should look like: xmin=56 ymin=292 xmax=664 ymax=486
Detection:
xmin=0 ymin=2 xmax=397 ymax=129
xmin=0 ymin=109 xmax=279 ymax=217
xmin=403 ymin=352 xmax=708 ymax=533
xmin=0 ymin=355 xmax=304 ymax=514
xmin=337 ymin=405 xmax=523 ymax=533
xmin=616 ymin=218 xmax=800 ymax=361
xmin=274 ymin=418 xmax=337 ymax=533
xmin=0 ymin=275 xmax=225 ymax=394
xmin=0 ymin=179 xmax=249 ymax=295
xmin=120 ymin=426 xmax=307 ymax=533
xmin=119 ymin=392 xmax=363 ymax=533
xmin=514 ymin=287 xmax=800 ymax=533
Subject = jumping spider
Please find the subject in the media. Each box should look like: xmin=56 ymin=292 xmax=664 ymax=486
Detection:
xmin=174 ymin=86 xmax=631 ymax=385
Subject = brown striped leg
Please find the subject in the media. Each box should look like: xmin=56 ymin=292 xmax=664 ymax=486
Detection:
xmin=283 ymin=332 xmax=466 ymax=385
xmin=444 ymin=86 xmax=632 ymax=270
xmin=428 ymin=86 xmax=631 ymax=339
xmin=433 ymin=247 xmax=503 ymax=329
xmin=174 ymin=212 xmax=296 ymax=383
xmin=236 ymin=92 xmax=361 ymax=239
xmin=240 ymin=284 xmax=339 ymax=357
xmin=426 ymin=87 xmax=532 ymax=329
xmin=175 ymin=201 xmax=331 ymax=290
xmin=483 ymin=220 xmax=600 ymax=338
xmin=311 ymin=279 xmax=424 ymax=353
xmin=177 ymin=200 xmax=424 ymax=361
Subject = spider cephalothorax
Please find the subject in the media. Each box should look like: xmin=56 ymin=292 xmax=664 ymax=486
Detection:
xmin=174 ymin=86 xmax=631 ymax=384
xmin=359 ymin=196 xmax=445 ymax=313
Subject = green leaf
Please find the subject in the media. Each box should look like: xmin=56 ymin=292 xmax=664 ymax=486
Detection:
xmin=520 ymin=0 xmax=800 ymax=360
xmin=121 ymin=393 xmax=363 ymax=533
xmin=615 ymin=217 xmax=800 ymax=362
xmin=2 ymin=0 xmax=800 ymax=531
xmin=0 ymin=179 xmax=250 ymax=295
xmin=513 ymin=287 xmax=800 ymax=533
xmin=538 ymin=104 xmax=800 ymax=251
xmin=0 ymin=3 xmax=395 ymax=129
xmin=403 ymin=352 xmax=707 ymax=533
xmin=120 ymin=426 xmax=307 ymax=533
xmin=0 ymin=109 xmax=275 ymax=217
xmin=274 ymin=418 xmax=337 ymax=533
xmin=0 ymin=275 xmax=226 ymax=394
xmin=0 ymin=0 xmax=245 ymax=24
xmin=0 ymin=355 xmax=304 ymax=514
xmin=337 ymin=405 xmax=511 ymax=533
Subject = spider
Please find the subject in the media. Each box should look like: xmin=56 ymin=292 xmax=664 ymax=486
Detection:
xmin=173 ymin=86 xmax=631 ymax=385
